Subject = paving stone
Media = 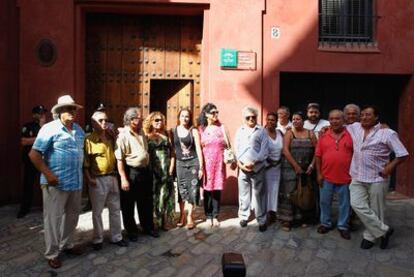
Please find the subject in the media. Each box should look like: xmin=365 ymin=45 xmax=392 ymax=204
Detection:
xmin=244 ymin=231 xmax=257 ymax=242
xmin=321 ymin=238 xmax=337 ymax=249
xmin=152 ymin=266 xmax=176 ymax=277
xmin=200 ymin=263 xmax=220 ymax=277
xmin=134 ymin=268 xmax=151 ymax=277
xmin=149 ymin=245 xmax=171 ymax=256
xmin=304 ymin=239 xmax=319 ymax=249
xmin=115 ymin=246 xmax=128 ymax=255
xmin=176 ymin=266 xmax=197 ymax=277
xmin=286 ymin=238 xmax=300 ymax=249
xmin=107 ymin=268 xmax=129 ymax=277
xmin=306 ymin=259 xmax=328 ymax=275
xmin=190 ymin=242 xmax=210 ymax=255
xmin=205 ymin=233 xmax=222 ymax=244
xmin=298 ymin=249 xmax=313 ymax=262
xmin=375 ymin=252 xmax=392 ymax=262
xmin=316 ymin=248 xmax=333 ymax=260
xmin=93 ymin=256 xmax=108 ymax=266
xmin=221 ymin=234 xmax=238 ymax=245
xmin=375 ymin=265 xmax=413 ymax=277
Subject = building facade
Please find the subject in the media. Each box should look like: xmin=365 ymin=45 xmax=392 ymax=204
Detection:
xmin=1 ymin=0 xmax=413 ymax=204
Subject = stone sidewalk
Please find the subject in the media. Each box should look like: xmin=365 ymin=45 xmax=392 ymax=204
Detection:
xmin=1 ymin=199 xmax=414 ymax=277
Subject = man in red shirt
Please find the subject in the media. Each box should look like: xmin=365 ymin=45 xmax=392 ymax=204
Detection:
xmin=315 ymin=109 xmax=353 ymax=240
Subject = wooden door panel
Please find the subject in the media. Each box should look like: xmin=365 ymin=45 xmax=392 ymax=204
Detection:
xmin=86 ymin=14 xmax=202 ymax=129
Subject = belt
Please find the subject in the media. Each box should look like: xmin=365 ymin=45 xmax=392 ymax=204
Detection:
xmin=97 ymin=172 xmax=117 ymax=177
xmin=266 ymin=158 xmax=281 ymax=168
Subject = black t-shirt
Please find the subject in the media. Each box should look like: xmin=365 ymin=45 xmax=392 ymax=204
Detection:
xmin=21 ymin=121 xmax=41 ymax=160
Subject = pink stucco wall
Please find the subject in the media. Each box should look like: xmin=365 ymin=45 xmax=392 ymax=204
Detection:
xmin=3 ymin=0 xmax=413 ymax=204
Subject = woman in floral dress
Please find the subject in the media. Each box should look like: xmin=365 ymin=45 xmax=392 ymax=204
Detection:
xmin=143 ymin=112 xmax=175 ymax=230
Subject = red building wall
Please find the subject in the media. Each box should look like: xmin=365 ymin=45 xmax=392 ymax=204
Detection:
xmin=3 ymin=0 xmax=413 ymax=205
xmin=0 ymin=0 xmax=20 ymax=205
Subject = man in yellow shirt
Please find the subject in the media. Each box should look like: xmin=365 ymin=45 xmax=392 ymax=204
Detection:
xmin=84 ymin=111 xmax=128 ymax=250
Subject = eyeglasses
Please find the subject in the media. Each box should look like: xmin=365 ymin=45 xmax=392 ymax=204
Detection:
xmin=97 ymin=118 xmax=108 ymax=123
xmin=154 ymin=118 xmax=163 ymax=123
xmin=208 ymin=110 xmax=219 ymax=115
xmin=245 ymin=116 xmax=257 ymax=120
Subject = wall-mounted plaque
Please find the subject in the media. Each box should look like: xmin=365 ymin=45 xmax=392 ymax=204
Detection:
xmin=237 ymin=51 xmax=256 ymax=70
xmin=35 ymin=39 xmax=57 ymax=67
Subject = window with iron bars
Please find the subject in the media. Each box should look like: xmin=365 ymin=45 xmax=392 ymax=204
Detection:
xmin=319 ymin=0 xmax=376 ymax=45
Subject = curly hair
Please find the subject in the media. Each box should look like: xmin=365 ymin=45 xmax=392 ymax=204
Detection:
xmin=143 ymin=111 xmax=166 ymax=135
xmin=197 ymin=103 xmax=217 ymax=128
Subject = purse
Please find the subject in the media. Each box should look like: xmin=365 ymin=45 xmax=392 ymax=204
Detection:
xmin=221 ymin=125 xmax=236 ymax=164
xmin=290 ymin=173 xmax=315 ymax=211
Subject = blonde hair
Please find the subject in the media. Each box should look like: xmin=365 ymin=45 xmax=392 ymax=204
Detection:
xmin=143 ymin=111 xmax=166 ymax=135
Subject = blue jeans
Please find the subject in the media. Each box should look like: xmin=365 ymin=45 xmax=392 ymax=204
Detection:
xmin=319 ymin=180 xmax=350 ymax=230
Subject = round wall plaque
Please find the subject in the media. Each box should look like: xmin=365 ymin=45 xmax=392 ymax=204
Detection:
xmin=35 ymin=39 xmax=57 ymax=66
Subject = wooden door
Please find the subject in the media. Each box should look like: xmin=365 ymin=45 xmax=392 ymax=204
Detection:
xmin=85 ymin=14 xmax=202 ymax=128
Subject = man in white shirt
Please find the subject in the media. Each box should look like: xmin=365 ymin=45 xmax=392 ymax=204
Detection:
xmin=304 ymin=103 xmax=330 ymax=138
xmin=276 ymin=106 xmax=292 ymax=134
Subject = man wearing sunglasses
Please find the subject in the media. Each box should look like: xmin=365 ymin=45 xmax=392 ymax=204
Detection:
xmin=235 ymin=107 xmax=269 ymax=232
xmin=29 ymin=95 xmax=85 ymax=269
xmin=84 ymin=111 xmax=128 ymax=251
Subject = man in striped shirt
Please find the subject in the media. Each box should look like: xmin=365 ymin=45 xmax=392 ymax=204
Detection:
xmin=347 ymin=105 xmax=409 ymax=250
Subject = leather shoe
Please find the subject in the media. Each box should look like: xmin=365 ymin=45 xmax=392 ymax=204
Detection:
xmin=128 ymin=234 xmax=138 ymax=242
xmin=317 ymin=225 xmax=331 ymax=234
xmin=259 ymin=224 xmax=267 ymax=232
xmin=338 ymin=229 xmax=351 ymax=240
xmin=113 ymin=239 xmax=128 ymax=247
xmin=63 ymin=246 xmax=84 ymax=256
xmin=144 ymin=229 xmax=160 ymax=238
xmin=360 ymin=239 xmax=375 ymax=249
xmin=92 ymin=242 xmax=103 ymax=251
xmin=239 ymin=220 xmax=248 ymax=228
xmin=48 ymin=257 xmax=62 ymax=269
xmin=380 ymin=227 xmax=394 ymax=249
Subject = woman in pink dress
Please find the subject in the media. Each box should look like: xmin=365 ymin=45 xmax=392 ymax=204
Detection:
xmin=198 ymin=103 xmax=235 ymax=227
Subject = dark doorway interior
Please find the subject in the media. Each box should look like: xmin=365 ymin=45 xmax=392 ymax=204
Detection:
xmin=150 ymin=79 xmax=194 ymax=129
xmin=280 ymin=73 xmax=411 ymax=130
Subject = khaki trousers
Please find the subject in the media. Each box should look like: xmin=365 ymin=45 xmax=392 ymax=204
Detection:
xmin=89 ymin=175 xmax=122 ymax=244
xmin=42 ymin=186 xmax=81 ymax=259
xmin=350 ymin=180 xmax=389 ymax=242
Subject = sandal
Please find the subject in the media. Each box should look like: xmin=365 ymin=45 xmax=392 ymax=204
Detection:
xmin=176 ymin=215 xmax=186 ymax=228
xmin=186 ymin=222 xmax=195 ymax=230
xmin=48 ymin=258 xmax=62 ymax=269
xmin=281 ymin=221 xmax=291 ymax=232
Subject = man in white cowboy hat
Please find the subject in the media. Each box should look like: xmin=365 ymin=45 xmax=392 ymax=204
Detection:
xmin=29 ymin=94 xmax=85 ymax=269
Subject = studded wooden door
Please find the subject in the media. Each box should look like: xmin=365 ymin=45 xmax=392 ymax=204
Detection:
xmin=85 ymin=14 xmax=202 ymax=128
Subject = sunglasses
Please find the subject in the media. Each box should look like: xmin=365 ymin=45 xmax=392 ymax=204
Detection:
xmin=209 ymin=110 xmax=219 ymax=115
xmin=154 ymin=118 xmax=163 ymax=123
xmin=97 ymin=118 xmax=108 ymax=123
xmin=245 ymin=116 xmax=257 ymax=120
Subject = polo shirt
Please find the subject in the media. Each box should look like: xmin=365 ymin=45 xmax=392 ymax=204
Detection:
xmin=32 ymin=119 xmax=85 ymax=191
xmin=84 ymin=132 xmax=116 ymax=176
xmin=115 ymin=126 xmax=149 ymax=168
xmin=315 ymin=128 xmax=353 ymax=184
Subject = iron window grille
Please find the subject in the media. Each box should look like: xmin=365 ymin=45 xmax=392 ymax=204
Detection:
xmin=319 ymin=0 xmax=376 ymax=45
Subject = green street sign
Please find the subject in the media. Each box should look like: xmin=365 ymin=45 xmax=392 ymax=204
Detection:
xmin=220 ymin=48 xmax=238 ymax=68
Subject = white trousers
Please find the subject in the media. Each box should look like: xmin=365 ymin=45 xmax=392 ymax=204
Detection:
xmin=350 ymin=180 xmax=389 ymax=241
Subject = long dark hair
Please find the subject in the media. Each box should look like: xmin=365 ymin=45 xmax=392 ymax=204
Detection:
xmin=197 ymin=103 xmax=217 ymax=128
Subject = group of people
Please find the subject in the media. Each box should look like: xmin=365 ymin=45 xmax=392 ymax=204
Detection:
xmin=22 ymin=94 xmax=409 ymax=269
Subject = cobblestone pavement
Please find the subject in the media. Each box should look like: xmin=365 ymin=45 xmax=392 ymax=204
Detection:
xmin=1 ymin=199 xmax=414 ymax=277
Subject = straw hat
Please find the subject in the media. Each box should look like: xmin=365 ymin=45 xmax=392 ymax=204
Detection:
xmin=51 ymin=95 xmax=83 ymax=114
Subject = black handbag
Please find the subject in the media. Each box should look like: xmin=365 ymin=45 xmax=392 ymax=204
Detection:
xmin=222 ymin=252 xmax=246 ymax=277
